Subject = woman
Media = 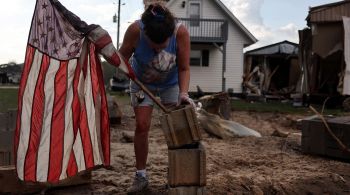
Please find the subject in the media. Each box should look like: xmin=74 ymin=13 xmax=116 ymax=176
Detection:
xmin=118 ymin=3 xmax=194 ymax=193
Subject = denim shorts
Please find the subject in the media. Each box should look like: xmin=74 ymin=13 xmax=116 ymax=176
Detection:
xmin=130 ymin=81 xmax=179 ymax=107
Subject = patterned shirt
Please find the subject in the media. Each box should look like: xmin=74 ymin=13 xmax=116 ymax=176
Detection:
xmin=131 ymin=20 xmax=179 ymax=88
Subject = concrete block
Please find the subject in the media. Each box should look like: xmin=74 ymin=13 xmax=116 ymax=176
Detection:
xmin=302 ymin=116 xmax=350 ymax=160
xmin=168 ymin=142 xmax=206 ymax=187
xmin=168 ymin=186 xmax=206 ymax=195
xmin=160 ymin=105 xmax=201 ymax=149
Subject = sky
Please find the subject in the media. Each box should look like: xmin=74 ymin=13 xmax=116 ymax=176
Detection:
xmin=0 ymin=0 xmax=341 ymax=64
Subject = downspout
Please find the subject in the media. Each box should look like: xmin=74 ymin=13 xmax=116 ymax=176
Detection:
xmin=222 ymin=21 xmax=228 ymax=92
xmin=214 ymin=20 xmax=228 ymax=92
xmin=222 ymin=42 xmax=227 ymax=91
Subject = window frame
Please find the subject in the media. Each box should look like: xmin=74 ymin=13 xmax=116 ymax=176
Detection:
xmin=188 ymin=0 xmax=201 ymax=27
xmin=190 ymin=49 xmax=209 ymax=67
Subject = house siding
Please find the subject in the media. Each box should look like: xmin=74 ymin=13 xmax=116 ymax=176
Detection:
xmin=168 ymin=0 xmax=187 ymax=17
xmin=309 ymin=3 xmax=350 ymax=23
xmin=189 ymin=45 xmax=223 ymax=92
xmin=168 ymin=0 xmax=253 ymax=93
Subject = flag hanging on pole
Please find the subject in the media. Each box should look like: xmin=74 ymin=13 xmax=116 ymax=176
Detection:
xmin=14 ymin=0 xmax=132 ymax=183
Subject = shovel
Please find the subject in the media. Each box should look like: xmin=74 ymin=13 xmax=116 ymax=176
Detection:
xmin=133 ymin=78 xmax=171 ymax=113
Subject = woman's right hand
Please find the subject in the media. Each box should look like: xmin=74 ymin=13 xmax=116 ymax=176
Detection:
xmin=177 ymin=92 xmax=196 ymax=108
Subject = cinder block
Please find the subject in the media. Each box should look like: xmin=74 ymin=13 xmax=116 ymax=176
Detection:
xmin=160 ymin=105 xmax=201 ymax=149
xmin=168 ymin=142 xmax=206 ymax=187
xmin=168 ymin=186 xmax=206 ymax=195
xmin=0 ymin=166 xmax=91 ymax=194
xmin=302 ymin=116 xmax=350 ymax=160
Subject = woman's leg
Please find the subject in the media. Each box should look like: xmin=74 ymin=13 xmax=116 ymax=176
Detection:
xmin=133 ymin=106 xmax=153 ymax=170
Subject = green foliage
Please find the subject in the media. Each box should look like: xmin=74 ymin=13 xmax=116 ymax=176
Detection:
xmin=231 ymin=99 xmax=346 ymax=116
xmin=0 ymin=88 xmax=130 ymax=113
xmin=1 ymin=87 xmax=346 ymax=116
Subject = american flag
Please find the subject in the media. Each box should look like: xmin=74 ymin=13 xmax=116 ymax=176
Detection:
xmin=14 ymin=0 xmax=131 ymax=183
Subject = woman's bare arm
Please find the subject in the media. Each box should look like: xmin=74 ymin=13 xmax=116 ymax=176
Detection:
xmin=176 ymin=25 xmax=191 ymax=94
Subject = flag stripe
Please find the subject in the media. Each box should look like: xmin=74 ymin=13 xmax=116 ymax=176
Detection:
xmin=73 ymin=130 xmax=86 ymax=171
xmin=47 ymin=61 xmax=68 ymax=182
xmin=17 ymin=49 xmax=43 ymax=180
xmin=94 ymin=34 xmax=113 ymax=50
xmin=67 ymin=59 xmax=83 ymax=176
xmin=79 ymin=54 xmax=95 ymax=169
xmin=24 ymin=53 xmax=50 ymax=181
xmin=68 ymin=57 xmax=85 ymax=176
xmin=97 ymin=63 xmax=110 ymax=165
xmin=89 ymin=44 xmax=104 ymax=164
xmin=89 ymin=45 xmax=100 ymax=108
xmin=60 ymin=60 xmax=77 ymax=180
xmin=67 ymin=151 xmax=78 ymax=177
xmin=14 ymin=45 xmax=35 ymax=170
xmin=36 ymin=58 xmax=61 ymax=182
xmin=90 ymin=44 xmax=110 ymax=165
xmin=85 ymin=54 xmax=102 ymax=165
xmin=76 ymin=61 xmax=89 ymax=171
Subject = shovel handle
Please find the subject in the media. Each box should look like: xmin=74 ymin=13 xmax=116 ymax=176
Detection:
xmin=133 ymin=78 xmax=170 ymax=113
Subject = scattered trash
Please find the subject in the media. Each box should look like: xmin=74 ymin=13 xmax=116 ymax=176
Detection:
xmin=196 ymin=108 xmax=261 ymax=138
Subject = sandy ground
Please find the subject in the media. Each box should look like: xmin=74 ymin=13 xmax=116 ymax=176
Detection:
xmin=46 ymin=102 xmax=350 ymax=195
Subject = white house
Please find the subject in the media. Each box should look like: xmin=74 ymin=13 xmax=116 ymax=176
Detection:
xmin=166 ymin=0 xmax=257 ymax=93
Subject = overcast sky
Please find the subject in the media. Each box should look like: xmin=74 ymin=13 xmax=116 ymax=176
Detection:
xmin=0 ymin=0 xmax=341 ymax=64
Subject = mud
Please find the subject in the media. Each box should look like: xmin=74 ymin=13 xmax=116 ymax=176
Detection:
xmin=46 ymin=103 xmax=350 ymax=195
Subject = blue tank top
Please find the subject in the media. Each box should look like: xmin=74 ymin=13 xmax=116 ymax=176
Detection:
xmin=131 ymin=20 xmax=178 ymax=88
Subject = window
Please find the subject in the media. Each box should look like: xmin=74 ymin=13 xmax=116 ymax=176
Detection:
xmin=190 ymin=49 xmax=209 ymax=67
xmin=190 ymin=50 xmax=201 ymax=66
xmin=189 ymin=2 xmax=200 ymax=26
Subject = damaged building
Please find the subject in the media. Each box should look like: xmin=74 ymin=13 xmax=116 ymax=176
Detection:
xmin=298 ymin=0 xmax=350 ymax=108
xmin=243 ymin=40 xmax=300 ymax=98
